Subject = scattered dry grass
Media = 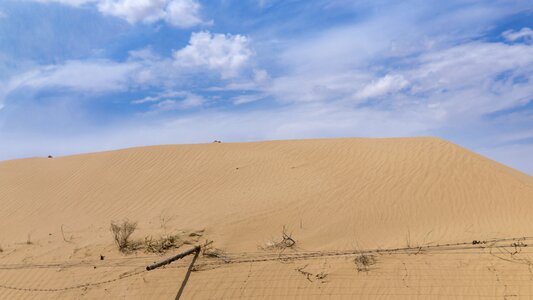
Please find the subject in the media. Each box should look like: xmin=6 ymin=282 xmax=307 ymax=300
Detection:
xmin=295 ymin=264 xmax=329 ymax=283
xmin=144 ymin=234 xmax=184 ymax=254
xmin=110 ymin=219 xmax=138 ymax=253
xmin=143 ymin=229 xmax=207 ymax=254
xmin=109 ymin=220 xmax=210 ymax=255
xmin=354 ymin=253 xmax=376 ymax=272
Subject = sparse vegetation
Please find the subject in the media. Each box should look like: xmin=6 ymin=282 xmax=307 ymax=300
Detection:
xmin=354 ymin=253 xmax=376 ymax=272
xmin=109 ymin=220 xmax=211 ymax=255
xmin=295 ymin=264 xmax=329 ymax=283
xmin=110 ymin=219 xmax=138 ymax=253
xmin=296 ymin=264 xmax=314 ymax=282
xmin=316 ymin=272 xmax=328 ymax=280
xmin=511 ymin=239 xmax=528 ymax=255
xmin=201 ymin=240 xmax=229 ymax=262
xmin=158 ymin=213 xmax=174 ymax=232
xmin=144 ymin=234 xmax=184 ymax=254
xmin=263 ymin=226 xmax=296 ymax=250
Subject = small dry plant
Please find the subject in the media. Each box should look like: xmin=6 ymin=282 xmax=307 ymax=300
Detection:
xmin=144 ymin=235 xmax=183 ymax=254
xmin=158 ymin=212 xmax=175 ymax=233
xmin=110 ymin=219 xmax=138 ymax=253
xmin=201 ymin=240 xmax=229 ymax=262
xmin=263 ymin=226 xmax=296 ymax=250
xmin=354 ymin=253 xmax=376 ymax=272
xmin=295 ymin=264 xmax=329 ymax=283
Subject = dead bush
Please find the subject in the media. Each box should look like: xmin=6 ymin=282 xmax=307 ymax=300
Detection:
xmin=110 ymin=220 xmax=138 ymax=253
xmin=144 ymin=235 xmax=183 ymax=254
xmin=263 ymin=226 xmax=296 ymax=250
xmin=354 ymin=253 xmax=376 ymax=272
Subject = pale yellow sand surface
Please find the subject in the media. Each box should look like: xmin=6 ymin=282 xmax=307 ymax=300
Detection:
xmin=1 ymin=137 xmax=532 ymax=299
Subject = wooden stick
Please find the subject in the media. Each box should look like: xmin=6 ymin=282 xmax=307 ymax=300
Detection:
xmin=146 ymin=246 xmax=200 ymax=271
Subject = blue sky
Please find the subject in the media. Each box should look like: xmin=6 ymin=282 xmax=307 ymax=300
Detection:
xmin=0 ymin=0 xmax=532 ymax=174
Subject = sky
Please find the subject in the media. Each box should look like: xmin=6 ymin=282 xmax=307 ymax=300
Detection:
xmin=0 ymin=0 xmax=532 ymax=174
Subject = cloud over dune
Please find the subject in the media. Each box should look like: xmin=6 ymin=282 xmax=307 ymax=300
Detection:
xmin=0 ymin=1 xmax=532 ymax=175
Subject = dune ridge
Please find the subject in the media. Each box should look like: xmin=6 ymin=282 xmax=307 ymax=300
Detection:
xmin=1 ymin=137 xmax=532 ymax=299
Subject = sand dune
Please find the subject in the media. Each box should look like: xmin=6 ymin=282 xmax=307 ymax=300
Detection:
xmin=1 ymin=137 xmax=532 ymax=299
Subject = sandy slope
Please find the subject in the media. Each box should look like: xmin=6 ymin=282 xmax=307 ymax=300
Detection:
xmin=1 ymin=137 xmax=532 ymax=299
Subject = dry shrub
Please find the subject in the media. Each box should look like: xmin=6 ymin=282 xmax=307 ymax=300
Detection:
xmin=110 ymin=220 xmax=138 ymax=253
xmin=354 ymin=253 xmax=376 ymax=272
xmin=158 ymin=212 xmax=175 ymax=232
xmin=144 ymin=235 xmax=184 ymax=254
xmin=263 ymin=226 xmax=296 ymax=250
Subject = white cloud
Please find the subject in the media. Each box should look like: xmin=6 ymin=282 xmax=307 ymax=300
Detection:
xmin=352 ymin=74 xmax=408 ymax=101
xmin=265 ymin=72 xmax=367 ymax=103
xmin=407 ymin=41 xmax=533 ymax=115
xmin=1 ymin=30 xmax=255 ymax=108
xmin=31 ymin=0 xmax=206 ymax=27
xmin=231 ymin=94 xmax=266 ymax=105
xmin=259 ymin=1 xmax=532 ymax=109
xmin=0 ymin=59 xmax=144 ymax=109
xmin=267 ymin=36 xmax=533 ymax=113
xmin=502 ymin=27 xmax=533 ymax=43
xmin=133 ymin=91 xmax=204 ymax=111
xmin=173 ymin=31 xmax=253 ymax=78
xmin=97 ymin=0 xmax=205 ymax=27
xmin=5 ymin=60 xmax=140 ymax=94
xmin=205 ymin=69 xmax=270 ymax=92
xmin=280 ymin=23 xmax=394 ymax=73
xmin=32 ymin=0 xmax=96 ymax=6
xmin=4 ymin=1 xmax=533 ymax=177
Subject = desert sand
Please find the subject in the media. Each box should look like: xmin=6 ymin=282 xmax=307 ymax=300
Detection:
xmin=1 ymin=137 xmax=533 ymax=299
